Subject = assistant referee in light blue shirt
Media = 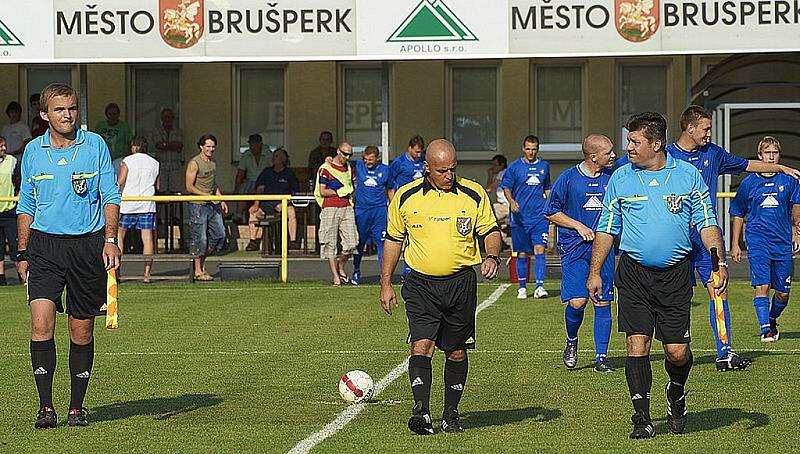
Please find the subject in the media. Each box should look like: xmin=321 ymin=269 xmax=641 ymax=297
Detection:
xmin=587 ymin=112 xmax=726 ymax=440
xmin=16 ymin=83 xmax=121 ymax=429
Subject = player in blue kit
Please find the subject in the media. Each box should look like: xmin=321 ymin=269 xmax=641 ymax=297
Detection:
xmin=388 ymin=135 xmax=425 ymax=278
xmin=352 ymin=145 xmax=391 ymax=285
xmin=614 ymin=106 xmax=800 ymax=371
xmin=502 ymin=135 xmax=551 ymax=299
xmin=730 ymin=136 xmax=800 ymax=342
xmin=544 ymin=135 xmax=616 ymax=372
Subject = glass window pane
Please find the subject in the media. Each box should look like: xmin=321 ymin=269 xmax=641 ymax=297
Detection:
xmin=27 ymin=67 xmax=72 ymax=120
xmin=536 ymin=66 xmax=582 ymax=143
xmin=344 ymin=68 xmax=383 ymax=149
xmin=134 ymin=68 xmax=180 ymax=135
xmin=621 ymin=65 xmax=667 ymax=123
xmin=239 ymin=68 xmax=285 ymax=154
xmin=452 ymin=67 xmax=497 ymax=152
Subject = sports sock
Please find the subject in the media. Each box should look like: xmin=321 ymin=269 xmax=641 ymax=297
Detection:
xmin=30 ymin=339 xmax=56 ymax=409
xmin=770 ymin=295 xmax=789 ymax=322
xmin=665 ymin=353 xmax=693 ymax=397
xmin=516 ymin=256 xmax=528 ymax=289
xmin=408 ymin=355 xmax=432 ymax=414
xmin=625 ymin=356 xmax=652 ymax=420
xmin=376 ymin=241 xmax=384 ymax=271
xmin=753 ymin=296 xmax=771 ymax=334
xmin=709 ymin=299 xmax=732 ymax=357
xmin=564 ymin=304 xmax=585 ymax=343
xmin=353 ymin=244 xmax=364 ymax=273
xmin=534 ymin=253 xmax=546 ymax=286
xmin=593 ymin=304 xmax=612 ymax=359
xmin=69 ymin=340 xmax=94 ymax=410
xmin=444 ymin=357 xmax=468 ymax=411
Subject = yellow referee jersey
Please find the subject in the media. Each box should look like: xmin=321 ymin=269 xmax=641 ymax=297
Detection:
xmin=386 ymin=177 xmax=499 ymax=276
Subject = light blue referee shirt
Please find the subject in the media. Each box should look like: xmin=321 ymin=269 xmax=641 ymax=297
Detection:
xmin=598 ymin=153 xmax=717 ymax=268
xmin=17 ymin=127 xmax=121 ymax=235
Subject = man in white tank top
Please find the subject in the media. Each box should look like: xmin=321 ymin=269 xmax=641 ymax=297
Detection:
xmin=117 ymin=136 xmax=159 ymax=283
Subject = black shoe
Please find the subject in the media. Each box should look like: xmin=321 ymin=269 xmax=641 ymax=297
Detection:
xmin=407 ymin=401 xmax=434 ymax=435
xmin=67 ymin=408 xmax=89 ymax=427
xmin=562 ymin=341 xmax=578 ymax=369
xmin=441 ymin=407 xmax=464 ymax=433
xmin=715 ymin=351 xmax=752 ymax=372
xmin=34 ymin=406 xmax=57 ymax=429
xmin=245 ymin=240 xmax=260 ymax=252
xmin=629 ymin=411 xmax=655 ymax=439
xmin=665 ymin=383 xmax=688 ymax=434
xmin=594 ymin=355 xmax=615 ymax=373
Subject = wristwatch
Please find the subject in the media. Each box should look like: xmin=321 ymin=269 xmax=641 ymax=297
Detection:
xmin=485 ymin=255 xmax=501 ymax=266
xmin=105 ymin=237 xmax=119 ymax=245
xmin=14 ymin=250 xmax=27 ymax=262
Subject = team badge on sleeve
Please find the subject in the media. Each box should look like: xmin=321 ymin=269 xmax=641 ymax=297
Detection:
xmin=456 ymin=217 xmax=472 ymax=236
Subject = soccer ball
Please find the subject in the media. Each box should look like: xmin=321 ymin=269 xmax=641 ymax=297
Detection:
xmin=338 ymin=370 xmax=374 ymax=403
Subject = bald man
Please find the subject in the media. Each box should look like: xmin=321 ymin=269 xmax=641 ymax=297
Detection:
xmin=544 ymin=135 xmax=617 ymax=372
xmin=381 ymin=139 xmax=502 ymax=435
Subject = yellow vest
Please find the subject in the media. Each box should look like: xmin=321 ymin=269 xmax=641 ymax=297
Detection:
xmin=314 ymin=161 xmax=354 ymax=207
xmin=0 ymin=155 xmax=17 ymax=213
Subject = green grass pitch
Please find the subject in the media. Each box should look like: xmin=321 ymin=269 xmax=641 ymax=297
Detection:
xmin=0 ymin=280 xmax=798 ymax=452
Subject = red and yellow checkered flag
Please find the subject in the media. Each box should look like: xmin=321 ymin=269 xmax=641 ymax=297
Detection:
xmin=104 ymin=269 xmax=119 ymax=330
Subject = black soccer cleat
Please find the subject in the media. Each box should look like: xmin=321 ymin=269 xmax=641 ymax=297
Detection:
xmin=715 ymin=351 xmax=752 ymax=372
xmin=407 ymin=401 xmax=434 ymax=435
xmin=594 ymin=355 xmax=615 ymax=373
xmin=665 ymin=382 xmax=688 ymax=434
xmin=67 ymin=408 xmax=89 ymax=427
xmin=441 ymin=407 xmax=464 ymax=433
xmin=629 ymin=411 xmax=655 ymax=439
xmin=562 ymin=341 xmax=578 ymax=369
xmin=34 ymin=406 xmax=57 ymax=429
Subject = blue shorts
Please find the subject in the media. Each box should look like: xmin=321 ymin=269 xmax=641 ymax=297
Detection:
xmin=561 ymin=250 xmax=615 ymax=302
xmin=120 ymin=212 xmax=156 ymax=230
xmin=511 ymin=218 xmax=549 ymax=252
xmin=355 ymin=206 xmax=387 ymax=247
xmin=749 ymin=255 xmax=792 ymax=293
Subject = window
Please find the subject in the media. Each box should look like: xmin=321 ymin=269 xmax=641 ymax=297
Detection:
xmin=619 ymin=64 xmax=668 ymax=145
xmin=450 ymin=66 xmax=498 ymax=154
xmin=25 ymin=66 xmax=74 ymax=121
xmin=536 ymin=65 xmax=583 ymax=145
xmin=237 ymin=67 xmax=285 ymax=156
xmin=342 ymin=67 xmax=385 ymax=151
xmin=131 ymin=66 xmax=180 ymax=136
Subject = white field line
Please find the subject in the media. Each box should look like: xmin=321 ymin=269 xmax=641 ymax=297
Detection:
xmin=55 ymin=282 xmax=504 ymax=294
xmin=287 ymin=283 xmax=511 ymax=454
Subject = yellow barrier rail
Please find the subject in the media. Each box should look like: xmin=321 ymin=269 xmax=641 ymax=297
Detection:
xmin=0 ymin=195 xmax=292 ymax=283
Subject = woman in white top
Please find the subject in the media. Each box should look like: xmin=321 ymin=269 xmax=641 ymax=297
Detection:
xmin=117 ymin=137 xmax=160 ymax=283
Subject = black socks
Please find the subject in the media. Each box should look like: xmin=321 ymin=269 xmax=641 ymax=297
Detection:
xmin=625 ymin=356 xmax=652 ymax=420
xmin=69 ymin=340 xmax=95 ymax=410
xmin=30 ymin=339 xmax=56 ymax=409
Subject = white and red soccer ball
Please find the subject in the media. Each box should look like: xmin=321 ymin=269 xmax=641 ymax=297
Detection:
xmin=338 ymin=370 xmax=374 ymax=403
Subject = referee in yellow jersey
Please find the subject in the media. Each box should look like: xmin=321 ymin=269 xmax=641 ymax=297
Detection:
xmin=380 ymin=139 xmax=502 ymax=435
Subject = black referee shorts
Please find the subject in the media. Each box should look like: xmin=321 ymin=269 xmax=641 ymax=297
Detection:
xmin=401 ymin=267 xmax=478 ymax=352
xmin=27 ymin=229 xmax=107 ymax=319
xmin=616 ymin=253 xmax=693 ymax=344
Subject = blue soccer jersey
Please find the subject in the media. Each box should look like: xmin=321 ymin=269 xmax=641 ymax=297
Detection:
xmin=388 ymin=153 xmax=424 ymax=191
xmin=501 ymin=157 xmax=551 ymax=227
xmin=354 ymin=160 xmax=390 ymax=209
xmin=544 ymin=164 xmax=611 ymax=257
xmin=729 ymin=173 xmax=800 ymax=260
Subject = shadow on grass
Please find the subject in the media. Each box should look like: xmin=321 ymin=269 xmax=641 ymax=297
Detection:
xmin=462 ymin=406 xmax=561 ymax=429
xmin=777 ymin=331 xmax=800 ymax=339
xmin=653 ymin=407 xmax=769 ymax=434
xmin=91 ymin=393 xmax=223 ymax=422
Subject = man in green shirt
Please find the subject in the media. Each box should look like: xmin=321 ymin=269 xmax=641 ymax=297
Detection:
xmin=94 ymin=103 xmax=134 ymax=161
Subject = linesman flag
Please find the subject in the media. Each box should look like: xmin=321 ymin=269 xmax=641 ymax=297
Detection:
xmin=103 ymin=269 xmax=119 ymax=330
xmin=710 ymin=248 xmax=727 ymax=345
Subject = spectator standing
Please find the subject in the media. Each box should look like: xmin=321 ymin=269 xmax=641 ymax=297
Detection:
xmin=314 ymin=142 xmax=358 ymax=286
xmin=186 ymin=134 xmax=227 ymax=281
xmin=2 ymin=101 xmax=32 ymax=157
xmin=248 ymin=148 xmax=300 ymax=251
xmin=235 ymin=134 xmax=269 ymax=221
xmin=0 ymin=135 xmax=20 ymax=285
xmin=151 ymin=107 xmax=185 ymax=193
xmin=307 ymin=131 xmax=336 ymax=179
xmin=485 ymin=154 xmax=509 ymax=238
xmin=352 ymin=145 xmax=391 ymax=285
xmin=29 ymin=94 xmax=48 ymax=138
xmin=94 ymin=103 xmax=134 ymax=161
xmin=117 ymin=137 xmax=160 ymax=283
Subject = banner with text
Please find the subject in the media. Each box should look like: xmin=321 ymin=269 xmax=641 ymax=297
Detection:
xmin=0 ymin=1 xmax=55 ymax=61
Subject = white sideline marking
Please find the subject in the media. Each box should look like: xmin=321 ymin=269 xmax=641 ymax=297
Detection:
xmin=111 ymin=282 xmax=504 ymax=294
xmin=287 ymin=283 xmax=511 ymax=454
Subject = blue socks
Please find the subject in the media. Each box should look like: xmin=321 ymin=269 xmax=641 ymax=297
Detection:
xmin=534 ymin=253 xmax=546 ymax=287
xmin=770 ymin=295 xmax=788 ymax=323
xmin=753 ymin=296 xmax=771 ymax=335
xmin=516 ymin=256 xmax=529 ymax=289
xmin=353 ymin=244 xmax=364 ymax=273
xmin=565 ymin=305 xmax=585 ymax=343
xmin=709 ymin=298 xmax=733 ymax=358
xmin=594 ymin=305 xmax=612 ymax=359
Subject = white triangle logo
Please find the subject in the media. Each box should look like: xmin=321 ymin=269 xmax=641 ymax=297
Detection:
xmin=450 ymin=383 xmax=463 ymax=391
xmin=413 ymin=170 xmax=423 ymax=179
xmin=411 ymin=377 xmax=424 ymax=387
xmin=583 ymin=196 xmax=604 ymax=210
xmin=57 ymin=157 xmax=68 ymax=166
xmin=364 ymin=177 xmax=378 ymax=187
xmin=76 ymin=371 xmax=90 ymax=379
xmin=526 ymin=175 xmax=541 ymax=186
xmin=631 ymin=393 xmax=643 ymax=400
xmin=649 ymin=178 xmax=659 ymax=187
xmin=761 ymin=195 xmax=780 ymax=208
xmin=34 ymin=367 xmax=47 ymax=375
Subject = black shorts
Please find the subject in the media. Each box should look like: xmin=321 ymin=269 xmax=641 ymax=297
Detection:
xmin=401 ymin=267 xmax=478 ymax=352
xmin=27 ymin=229 xmax=107 ymax=319
xmin=616 ymin=253 xmax=693 ymax=344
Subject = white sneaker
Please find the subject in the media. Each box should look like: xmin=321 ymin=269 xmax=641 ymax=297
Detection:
xmin=533 ymin=286 xmax=549 ymax=299
xmin=517 ymin=288 xmax=528 ymax=299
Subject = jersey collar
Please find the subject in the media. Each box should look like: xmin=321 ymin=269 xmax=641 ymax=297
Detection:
xmin=631 ymin=151 xmax=677 ymax=172
xmin=39 ymin=127 xmax=87 ymax=149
